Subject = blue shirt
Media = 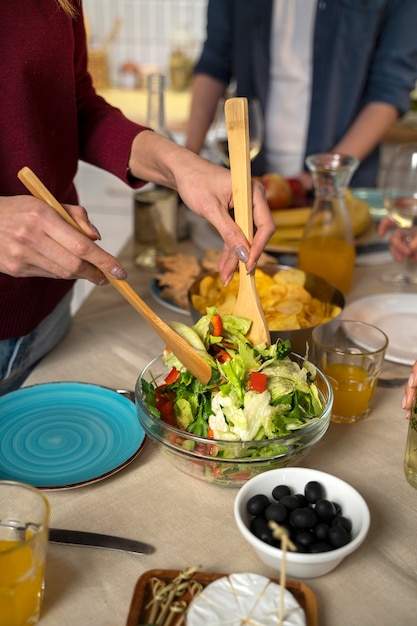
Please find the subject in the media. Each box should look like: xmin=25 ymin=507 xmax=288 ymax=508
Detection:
xmin=194 ymin=0 xmax=417 ymax=186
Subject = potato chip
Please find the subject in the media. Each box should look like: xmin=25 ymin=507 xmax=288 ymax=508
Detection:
xmin=191 ymin=268 xmax=342 ymax=331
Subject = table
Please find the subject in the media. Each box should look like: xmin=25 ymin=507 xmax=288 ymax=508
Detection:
xmin=24 ymin=235 xmax=417 ymax=626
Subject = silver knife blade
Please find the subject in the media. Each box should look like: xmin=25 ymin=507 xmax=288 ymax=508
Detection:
xmin=49 ymin=528 xmax=155 ymax=555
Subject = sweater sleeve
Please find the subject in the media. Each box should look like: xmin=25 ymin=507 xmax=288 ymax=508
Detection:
xmin=73 ymin=8 xmax=148 ymax=187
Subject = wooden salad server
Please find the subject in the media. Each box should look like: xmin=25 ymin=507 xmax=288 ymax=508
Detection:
xmin=17 ymin=166 xmax=212 ymax=385
xmin=225 ymin=98 xmax=271 ymax=345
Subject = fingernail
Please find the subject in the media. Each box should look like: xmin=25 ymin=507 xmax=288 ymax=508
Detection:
xmin=402 ymin=393 xmax=407 ymax=409
xmin=110 ymin=266 xmax=127 ymax=280
xmin=89 ymin=222 xmax=101 ymax=240
xmin=224 ymin=271 xmax=234 ymax=287
xmin=408 ymin=373 xmax=415 ymax=387
xmin=234 ymin=245 xmax=249 ymax=263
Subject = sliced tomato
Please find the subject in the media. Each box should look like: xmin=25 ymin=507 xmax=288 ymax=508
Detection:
xmin=159 ymin=399 xmax=176 ymax=426
xmin=248 ymin=371 xmax=267 ymax=393
xmin=212 ymin=346 xmax=232 ymax=363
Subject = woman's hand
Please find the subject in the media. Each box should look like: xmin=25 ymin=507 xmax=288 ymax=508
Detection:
xmin=403 ymin=361 xmax=417 ymax=419
xmin=0 ymin=195 xmax=127 ymax=283
xmin=129 ymin=131 xmax=275 ymax=284
xmin=176 ymin=165 xmax=275 ymax=285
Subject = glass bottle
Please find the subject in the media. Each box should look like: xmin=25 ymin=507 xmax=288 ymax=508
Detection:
xmin=134 ymin=73 xmax=180 ymax=268
xmin=297 ymin=153 xmax=359 ymax=293
xmin=404 ymin=396 xmax=417 ymax=489
xmin=146 ymin=73 xmax=175 ymax=141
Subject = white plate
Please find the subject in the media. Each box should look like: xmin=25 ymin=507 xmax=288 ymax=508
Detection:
xmin=343 ymin=294 xmax=417 ymax=365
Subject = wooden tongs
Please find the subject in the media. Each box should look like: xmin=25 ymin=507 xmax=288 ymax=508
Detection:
xmin=225 ymin=98 xmax=270 ymax=345
xmin=17 ymin=167 xmax=212 ymax=385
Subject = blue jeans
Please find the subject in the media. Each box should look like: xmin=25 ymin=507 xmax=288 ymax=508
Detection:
xmin=0 ymin=291 xmax=72 ymax=396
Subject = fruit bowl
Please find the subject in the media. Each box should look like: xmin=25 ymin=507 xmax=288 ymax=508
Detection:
xmin=135 ymin=354 xmax=333 ymax=487
xmin=188 ymin=264 xmax=345 ymax=357
xmin=234 ymin=467 xmax=370 ymax=577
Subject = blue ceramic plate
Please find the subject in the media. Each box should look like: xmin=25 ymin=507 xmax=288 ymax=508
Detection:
xmin=351 ymin=188 xmax=387 ymax=221
xmin=149 ymin=278 xmax=190 ymax=316
xmin=0 ymin=383 xmax=145 ymax=489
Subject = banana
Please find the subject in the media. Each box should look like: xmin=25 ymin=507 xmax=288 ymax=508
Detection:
xmin=269 ymin=190 xmax=372 ymax=248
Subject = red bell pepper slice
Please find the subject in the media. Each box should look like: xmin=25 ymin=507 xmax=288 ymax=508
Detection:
xmin=210 ymin=314 xmax=223 ymax=336
xmin=164 ymin=367 xmax=180 ymax=385
xmin=248 ymin=371 xmax=267 ymax=393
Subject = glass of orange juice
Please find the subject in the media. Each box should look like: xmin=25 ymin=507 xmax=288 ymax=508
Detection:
xmin=0 ymin=481 xmax=49 ymax=626
xmin=312 ymin=319 xmax=388 ymax=423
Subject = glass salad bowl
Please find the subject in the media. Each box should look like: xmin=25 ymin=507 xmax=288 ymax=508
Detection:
xmin=135 ymin=354 xmax=333 ymax=487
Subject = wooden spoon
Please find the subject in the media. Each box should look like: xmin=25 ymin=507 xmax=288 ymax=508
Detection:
xmin=225 ymin=98 xmax=271 ymax=345
xmin=17 ymin=166 xmax=212 ymax=385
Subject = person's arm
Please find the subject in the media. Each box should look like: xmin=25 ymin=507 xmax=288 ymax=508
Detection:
xmin=128 ymin=130 xmax=275 ymax=284
xmin=332 ymin=102 xmax=398 ymax=162
xmin=185 ymin=74 xmax=227 ymax=154
xmin=295 ymin=103 xmax=399 ymax=192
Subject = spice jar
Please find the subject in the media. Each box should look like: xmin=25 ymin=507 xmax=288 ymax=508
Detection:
xmin=133 ymin=187 xmax=179 ymax=269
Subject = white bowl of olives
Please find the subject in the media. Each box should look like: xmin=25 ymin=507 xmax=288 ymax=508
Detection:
xmin=234 ymin=467 xmax=370 ymax=578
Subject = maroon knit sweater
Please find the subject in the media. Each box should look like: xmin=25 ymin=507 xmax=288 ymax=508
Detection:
xmin=0 ymin=1 xmax=146 ymax=340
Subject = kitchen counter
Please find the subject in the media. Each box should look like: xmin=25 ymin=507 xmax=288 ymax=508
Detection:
xmin=23 ymin=235 xmax=417 ymax=626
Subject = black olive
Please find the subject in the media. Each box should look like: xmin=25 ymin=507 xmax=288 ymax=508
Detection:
xmin=315 ymin=499 xmax=337 ymax=520
xmin=328 ymin=525 xmax=351 ymax=548
xmin=314 ymin=522 xmax=330 ymax=540
xmin=310 ymin=541 xmax=333 ymax=553
xmin=295 ymin=493 xmax=309 ymax=508
xmin=295 ymin=530 xmax=315 ymax=548
xmin=272 ymin=484 xmax=291 ymax=501
xmin=250 ymin=517 xmax=274 ymax=544
xmin=279 ymin=494 xmax=300 ymax=512
xmin=333 ymin=515 xmax=353 ymax=534
xmin=290 ymin=507 xmax=318 ymax=530
xmin=332 ymin=501 xmax=342 ymax=516
xmin=247 ymin=493 xmax=270 ymax=516
xmin=304 ymin=480 xmax=323 ymax=503
xmin=264 ymin=502 xmax=288 ymax=523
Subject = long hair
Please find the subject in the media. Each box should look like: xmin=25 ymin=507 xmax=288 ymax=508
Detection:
xmin=56 ymin=0 xmax=79 ymax=17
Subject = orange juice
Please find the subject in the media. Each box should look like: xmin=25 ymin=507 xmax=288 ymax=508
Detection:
xmin=323 ymin=362 xmax=376 ymax=421
xmin=297 ymin=237 xmax=355 ymax=293
xmin=0 ymin=539 xmax=45 ymax=626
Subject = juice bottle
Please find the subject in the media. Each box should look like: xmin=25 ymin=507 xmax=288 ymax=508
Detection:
xmin=297 ymin=153 xmax=359 ymax=293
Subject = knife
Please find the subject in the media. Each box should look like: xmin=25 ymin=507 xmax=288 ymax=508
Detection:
xmin=49 ymin=528 xmax=155 ymax=555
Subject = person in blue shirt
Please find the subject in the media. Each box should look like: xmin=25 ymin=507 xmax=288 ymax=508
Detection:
xmin=186 ymin=0 xmax=417 ymax=189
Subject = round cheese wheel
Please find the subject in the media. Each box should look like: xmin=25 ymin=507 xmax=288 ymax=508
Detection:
xmin=186 ymin=572 xmax=306 ymax=626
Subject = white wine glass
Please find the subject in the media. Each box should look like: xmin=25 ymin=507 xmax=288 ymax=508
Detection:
xmin=212 ymin=97 xmax=263 ymax=167
xmin=381 ymin=143 xmax=417 ymax=285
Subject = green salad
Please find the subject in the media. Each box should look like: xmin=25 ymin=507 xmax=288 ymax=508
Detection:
xmin=141 ymin=307 xmax=325 ymax=447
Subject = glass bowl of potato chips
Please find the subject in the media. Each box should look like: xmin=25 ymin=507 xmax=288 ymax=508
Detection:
xmin=188 ymin=264 xmax=344 ymax=356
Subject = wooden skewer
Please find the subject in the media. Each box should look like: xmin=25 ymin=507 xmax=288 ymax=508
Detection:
xmin=17 ymin=167 xmax=212 ymax=385
xmin=225 ymin=98 xmax=271 ymax=345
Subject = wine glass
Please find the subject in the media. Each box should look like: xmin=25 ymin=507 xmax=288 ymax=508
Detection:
xmin=212 ymin=97 xmax=263 ymax=167
xmin=381 ymin=143 xmax=417 ymax=285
